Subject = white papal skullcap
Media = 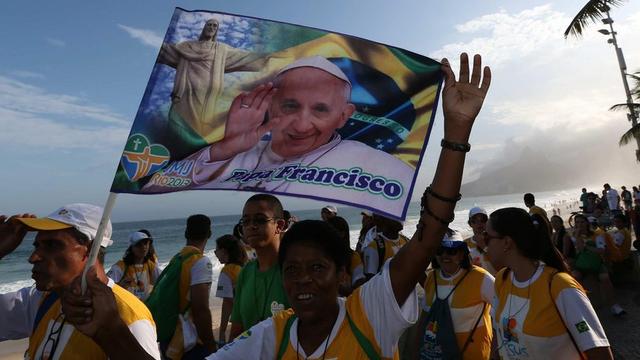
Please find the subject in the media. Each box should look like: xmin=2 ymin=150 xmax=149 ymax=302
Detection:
xmin=276 ymin=56 xmax=351 ymax=86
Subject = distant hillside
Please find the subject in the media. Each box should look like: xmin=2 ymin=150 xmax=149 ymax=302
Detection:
xmin=460 ymin=147 xmax=610 ymax=196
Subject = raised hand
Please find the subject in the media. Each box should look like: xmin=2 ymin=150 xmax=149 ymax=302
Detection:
xmin=441 ymin=53 xmax=491 ymax=142
xmin=0 ymin=214 xmax=34 ymax=259
xmin=209 ymin=83 xmax=280 ymax=161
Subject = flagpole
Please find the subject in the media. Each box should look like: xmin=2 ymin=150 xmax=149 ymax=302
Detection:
xmin=81 ymin=192 xmax=118 ymax=293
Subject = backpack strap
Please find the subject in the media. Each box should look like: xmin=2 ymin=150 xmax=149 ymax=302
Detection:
xmin=276 ymin=315 xmax=297 ymax=360
xmin=549 ymin=271 xmax=586 ymax=360
xmin=346 ymin=311 xmax=382 ymax=360
xmin=32 ymin=292 xmax=59 ymax=332
xmin=461 ymin=302 xmax=486 ymax=354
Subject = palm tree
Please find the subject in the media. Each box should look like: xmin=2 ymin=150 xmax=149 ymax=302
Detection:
xmin=564 ymin=0 xmax=625 ymax=38
xmin=610 ymin=72 xmax=640 ymax=145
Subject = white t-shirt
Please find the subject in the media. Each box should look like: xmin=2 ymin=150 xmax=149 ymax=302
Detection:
xmin=208 ymin=261 xmax=419 ymax=359
xmin=215 ymin=272 xmax=234 ymax=299
xmin=606 ymin=189 xmax=620 ymax=210
xmin=191 ymin=256 xmax=214 ymax=286
xmin=0 ymin=281 xmax=161 ymax=359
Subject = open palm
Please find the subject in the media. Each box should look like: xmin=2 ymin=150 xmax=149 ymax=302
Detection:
xmin=441 ymin=53 xmax=491 ymax=139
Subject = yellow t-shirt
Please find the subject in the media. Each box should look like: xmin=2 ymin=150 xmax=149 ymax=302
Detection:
xmin=422 ymin=266 xmax=494 ymax=359
xmin=609 ymin=228 xmax=631 ymax=261
xmin=108 ymin=259 xmax=159 ymax=300
xmin=211 ymin=262 xmax=419 ymax=359
xmin=363 ymin=234 xmax=409 ymax=275
xmin=26 ymin=282 xmax=160 ymax=359
xmin=493 ymin=264 xmax=609 ymax=359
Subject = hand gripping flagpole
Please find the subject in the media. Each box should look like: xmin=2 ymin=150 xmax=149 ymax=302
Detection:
xmin=81 ymin=192 xmax=118 ymax=294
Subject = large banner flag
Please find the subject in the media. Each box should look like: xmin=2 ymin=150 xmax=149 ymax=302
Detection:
xmin=111 ymin=8 xmax=443 ymax=220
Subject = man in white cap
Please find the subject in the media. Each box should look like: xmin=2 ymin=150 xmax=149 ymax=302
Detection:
xmin=144 ymin=56 xmax=413 ymax=216
xmin=321 ymin=205 xmax=338 ymax=221
xmin=0 ymin=204 xmax=160 ymax=359
xmin=464 ymin=206 xmax=496 ymax=275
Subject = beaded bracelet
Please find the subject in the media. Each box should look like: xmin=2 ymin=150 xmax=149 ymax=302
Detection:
xmin=441 ymin=139 xmax=471 ymax=152
xmin=422 ymin=197 xmax=455 ymax=225
xmin=426 ymin=186 xmax=461 ymax=203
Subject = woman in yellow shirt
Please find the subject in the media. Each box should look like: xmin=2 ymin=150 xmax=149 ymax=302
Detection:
xmin=485 ymin=209 xmax=612 ymax=359
xmin=214 ymin=234 xmax=248 ymax=345
xmin=412 ymin=230 xmax=494 ymax=359
xmin=107 ymin=230 xmax=160 ymax=300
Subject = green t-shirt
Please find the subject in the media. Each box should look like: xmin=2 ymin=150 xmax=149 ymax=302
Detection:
xmin=229 ymin=260 xmax=290 ymax=330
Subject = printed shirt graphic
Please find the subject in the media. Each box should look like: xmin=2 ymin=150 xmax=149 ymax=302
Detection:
xmin=609 ymin=228 xmax=631 ymax=260
xmin=422 ymin=266 xmax=495 ymax=359
xmin=107 ymin=259 xmax=161 ymax=300
xmin=208 ymin=261 xmax=418 ymax=359
xmin=464 ymin=236 xmax=496 ymax=275
xmin=492 ymin=264 xmax=609 ymax=359
xmin=230 ymin=260 xmax=290 ymax=330
xmin=363 ymin=233 xmax=409 ymax=275
xmin=0 ymin=281 xmax=160 ymax=359
xmin=216 ymin=263 xmax=243 ymax=299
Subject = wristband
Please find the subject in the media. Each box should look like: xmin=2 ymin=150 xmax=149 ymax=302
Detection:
xmin=441 ymin=139 xmax=471 ymax=152
xmin=426 ymin=186 xmax=461 ymax=203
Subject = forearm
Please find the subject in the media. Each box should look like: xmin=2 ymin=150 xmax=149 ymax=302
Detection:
xmin=219 ymin=298 xmax=234 ymax=342
xmin=193 ymin=306 xmax=216 ymax=352
xmin=390 ymin=140 xmax=468 ymax=304
xmin=94 ymin=319 xmax=155 ymax=360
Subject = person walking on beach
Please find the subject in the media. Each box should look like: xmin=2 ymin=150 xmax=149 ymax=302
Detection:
xmin=214 ymin=234 xmax=248 ymax=346
xmin=0 ymin=204 xmax=161 ymax=359
xmin=321 ymin=206 xmax=338 ymax=221
xmin=107 ymin=230 xmax=161 ymax=300
xmin=580 ymin=188 xmax=589 ymax=211
xmin=523 ymin=193 xmax=549 ymax=221
xmin=620 ymin=186 xmax=633 ymax=211
xmin=485 ymin=208 xmax=612 ymax=359
xmin=570 ymin=214 xmax=625 ymax=317
xmin=362 ymin=214 xmax=409 ymax=280
xmin=464 ymin=206 xmax=497 ymax=275
xmin=409 ymin=231 xmax=495 ymax=359
xmin=228 ymin=194 xmax=291 ymax=340
xmin=603 ymin=183 xmax=621 ymax=215
xmin=148 ymin=214 xmax=216 ymax=359
xmin=203 ymin=52 xmax=492 ymax=359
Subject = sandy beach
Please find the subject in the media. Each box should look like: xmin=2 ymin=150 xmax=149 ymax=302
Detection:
xmin=0 ymin=298 xmax=226 ymax=360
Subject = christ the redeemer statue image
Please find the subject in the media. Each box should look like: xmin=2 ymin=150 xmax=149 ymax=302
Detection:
xmin=157 ymin=18 xmax=269 ymax=135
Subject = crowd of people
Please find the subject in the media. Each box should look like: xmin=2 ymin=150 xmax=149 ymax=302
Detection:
xmin=0 ymin=53 xmax=630 ymax=359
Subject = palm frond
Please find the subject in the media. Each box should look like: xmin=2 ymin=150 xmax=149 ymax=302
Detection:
xmin=619 ymin=123 xmax=640 ymax=146
xmin=609 ymin=103 xmax=640 ymax=111
xmin=564 ymin=0 xmax=626 ymax=38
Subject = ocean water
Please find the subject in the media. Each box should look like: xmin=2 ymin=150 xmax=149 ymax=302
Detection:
xmin=0 ymin=189 xmax=580 ymax=297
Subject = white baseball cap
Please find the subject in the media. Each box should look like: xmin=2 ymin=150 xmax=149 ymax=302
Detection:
xmin=129 ymin=231 xmax=151 ymax=246
xmin=18 ymin=203 xmax=113 ymax=247
xmin=468 ymin=206 xmax=488 ymax=219
xmin=322 ymin=205 xmax=338 ymax=214
xmin=276 ymin=56 xmax=351 ymax=86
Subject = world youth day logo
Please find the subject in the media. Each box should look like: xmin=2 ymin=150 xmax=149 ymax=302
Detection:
xmin=120 ymin=134 xmax=170 ymax=182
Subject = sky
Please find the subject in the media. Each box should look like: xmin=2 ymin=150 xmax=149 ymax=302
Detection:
xmin=1 ymin=0 xmax=639 ymax=222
